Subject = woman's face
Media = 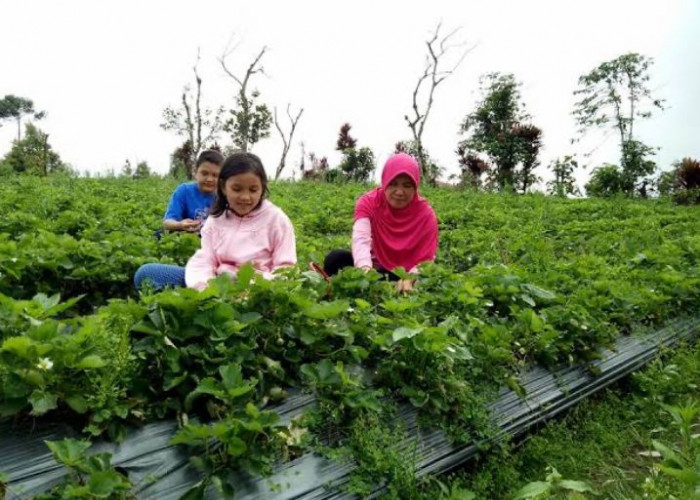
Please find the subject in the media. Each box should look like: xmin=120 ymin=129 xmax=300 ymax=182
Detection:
xmin=385 ymin=173 xmax=416 ymax=209
xmin=222 ymin=172 xmax=263 ymax=216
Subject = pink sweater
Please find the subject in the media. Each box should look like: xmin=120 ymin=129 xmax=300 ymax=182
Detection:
xmin=352 ymin=218 xmax=422 ymax=274
xmin=185 ymin=200 xmax=297 ymax=290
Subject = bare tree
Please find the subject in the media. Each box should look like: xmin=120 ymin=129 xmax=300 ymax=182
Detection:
xmin=161 ymin=50 xmax=224 ymax=178
xmin=219 ymin=37 xmax=272 ymax=153
xmin=273 ymin=104 xmax=304 ymax=180
xmin=404 ymin=23 xmax=473 ymax=181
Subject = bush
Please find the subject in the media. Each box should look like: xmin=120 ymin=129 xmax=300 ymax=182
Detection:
xmin=585 ymin=164 xmax=626 ymax=198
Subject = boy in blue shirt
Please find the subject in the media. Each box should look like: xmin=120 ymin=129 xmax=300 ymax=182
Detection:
xmin=163 ymin=150 xmax=224 ymax=233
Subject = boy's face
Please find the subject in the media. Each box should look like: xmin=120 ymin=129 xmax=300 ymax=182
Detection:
xmin=194 ymin=161 xmax=221 ymax=194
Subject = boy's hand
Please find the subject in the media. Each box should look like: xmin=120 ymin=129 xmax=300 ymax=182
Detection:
xmin=180 ymin=219 xmax=201 ymax=232
xmin=396 ymin=279 xmax=415 ymax=293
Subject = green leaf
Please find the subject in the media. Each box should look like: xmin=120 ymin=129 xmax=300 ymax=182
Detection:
xmin=226 ymin=436 xmax=247 ymax=457
xmin=219 ymin=363 xmax=243 ymax=391
xmin=75 ymin=354 xmax=107 ymax=369
xmin=0 ymin=398 xmax=28 ymax=417
xmin=65 ymin=394 xmax=89 ymax=414
xmin=392 ymin=326 xmax=423 ymax=343
xmin=558 ymin=479 xmax=595 ymax=493
xmin=88 ymin=470 xmax=129 ymax=497
xmin=302 ymin=300 xmax=350 ymax=320
xmin=211 ymin=473 xmax=235 ymax=499
xmin=1 ymin=336 xmax=33 ymax=358
xmin=239 ymin=312 xmax=262 ymax=324
xmin=658 ymin=464 xmax=700 ymax=485
xmin=236 ymin=264 xmax=255 ymax=287
xmin=32 ymin=292 xmax=61 ymax=311
xmin=29 ymin=390 xmax=58 ymax=415
xmin=45 ymin=439 xmax=91 ymax=467
xmin=178 ymin=481 xmax=207 ymax=500
xmin=513 ymin=480 xmax=551 ymax=499
xmin=185 ymin=378 xmax=223 ymax=411
xmin=521 ymin=284 xmax=556 ymax=301
xmin=652 ymin=439 xmax=685 ymax=468
xmin=75 ymin=355 xmax=107 ymax=369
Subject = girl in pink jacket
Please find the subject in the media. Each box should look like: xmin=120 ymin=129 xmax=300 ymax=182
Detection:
xmin=134 ymin=153 xmax=297 ymax=290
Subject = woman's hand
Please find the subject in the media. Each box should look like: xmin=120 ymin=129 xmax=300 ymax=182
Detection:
xmin=396 ymin=279 xmax=415 ymax=293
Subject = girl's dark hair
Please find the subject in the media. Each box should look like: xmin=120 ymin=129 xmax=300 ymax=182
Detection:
xmin=210 ymin=152 xmax=269 ymax=217
xmin=196 ymin=149 xmax=224 ymax=168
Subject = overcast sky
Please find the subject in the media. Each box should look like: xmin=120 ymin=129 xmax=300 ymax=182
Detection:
xmin=1 ymin=0 xmax=698 ymax=187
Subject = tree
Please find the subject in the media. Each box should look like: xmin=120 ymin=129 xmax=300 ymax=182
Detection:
xmin=573 ymin=53 xmax=665 ymax=195
xmin=133 ymin=161 xmax=152 ymax=179
xmin=302 ymin=152 xmax=330 ymax=181
xmin=547 ymin=155 xmax=580 ymax=197
xmin=657 ymin=169 xmax=676 ymax=197
xmin=0 ymin=95 xmax=45 ymax=141
xmin=273 ymin=104 xmax=303 ymax=180
xmin=336 ymin=123 xmax=357 ymax=151
xmin=161 ymin=51 xmax=225 ymax=179
xmin=121 ymin=159 xmax=133 ymax=177
xmin=459 ymin=73 xmax=539 ymax=192
xmin=395 ymin=140 xmax=442 ymax=182
xmin=334 ymin=123 xmax=375 ymax=183
xmin=405 ymin=22 xmax=472 ymax=182
xmin=456 ymin=145 xmax=489 ymax=189
xmin=585 ymin=164 xmax=626 ymax=198
xmin=513 ymin=124 xmax=543 ymax=193
xmin=219 ymin=39 xmax=272 ymax=153
xmin=1 ymin=123 xmax=65 ymax=175
xmin=665 ymin=157 xmax=700 ymax=205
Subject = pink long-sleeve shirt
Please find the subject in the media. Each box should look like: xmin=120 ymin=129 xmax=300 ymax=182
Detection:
xmin=185 ymin=200 xmax=297 ymax=290
xmin=351 ymin=218 xmax=423 ymax=274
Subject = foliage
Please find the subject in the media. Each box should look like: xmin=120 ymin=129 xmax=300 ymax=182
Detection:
xmin=332 ymin=123 xmax=376 ymax=183
xmin=396 ymin=140 xmax=441 ymax=183
xmin=547 ymin=155 xmax=580 ymax=197
xmin=425 ymin=341 xmax=700 ymax=499
xmin=456 ymin=145 xmax=489 ymax=189
xmin=584 ymin=164 xmax=626 ymax=198
xmin=37 ymin=438 xmax=134 ymax=499
xmin=670 ymin=157 xmax=700 ymax=205
xmin=132 ymin=161 xmax=152 ymax=179
xmin=1 ymin=123 xmax=66 ymax=175
xmin=301 ymin=152 xmax=330 ymax=181
xmin=336 ymin=123 xmax=357 ymax=151
xmin=650 ymin=401 xmax=700 ymax=497
xmin=0 ymin=94 xmax=45 ymax=140
xmin=0 ymin=176 xmax=699 ymax=497
xmin=513 ymin=124 xmax=543 ymax=194
xmin=224 ymin=89 xmax=272 ymax=153
xmin=459 ymin=73 xmax=541 ymax=192
xmin=161 ymin=56 xmax=225 ymax=179
xmin=573 ymin=53 xmax=664 ymax=196
xmin=513 ymin=466 xmax=596 ymax=499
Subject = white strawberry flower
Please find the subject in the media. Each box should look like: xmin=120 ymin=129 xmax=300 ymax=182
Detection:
xmin=37 ymin=357 xmax=54 ymax=371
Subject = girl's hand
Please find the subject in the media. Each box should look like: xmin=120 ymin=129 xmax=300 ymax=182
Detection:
xmin=396 ymin=279 xmax=415 ymax=293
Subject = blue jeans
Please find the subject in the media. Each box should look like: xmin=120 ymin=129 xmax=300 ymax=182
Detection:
xmin=134 ymin=263 xmax=186 ymax=290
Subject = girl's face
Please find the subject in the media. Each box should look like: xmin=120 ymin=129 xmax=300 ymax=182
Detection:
xmin=385 ymin=174 xmax=416 ymax=209
xmin=222 ymin=172 xmax=263 ymax=216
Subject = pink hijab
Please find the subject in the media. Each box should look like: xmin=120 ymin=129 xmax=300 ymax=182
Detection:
xmin=354 ymin=153 xmax=438 ymax=271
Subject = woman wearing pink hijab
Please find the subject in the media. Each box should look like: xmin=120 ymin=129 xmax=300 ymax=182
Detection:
xmin=323 ymin=153 xmax=439 ymax=291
